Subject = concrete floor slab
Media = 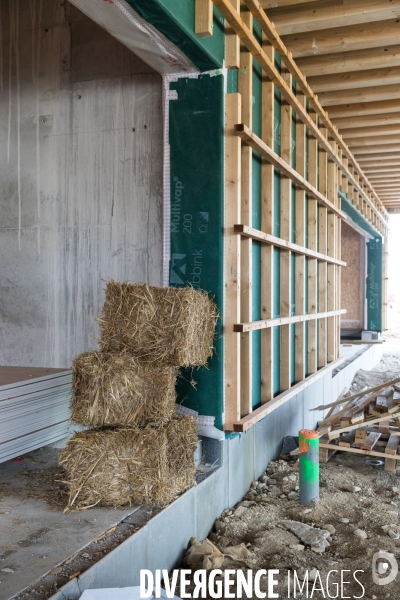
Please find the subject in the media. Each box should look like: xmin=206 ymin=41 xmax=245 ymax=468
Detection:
xmin=0 ymin=448 xmax=140 ymax=600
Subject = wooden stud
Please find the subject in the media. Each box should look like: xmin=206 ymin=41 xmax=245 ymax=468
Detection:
xmin=308 ymin=112 xmax=318 ymax=375
xmin=318 ymin=128 xmax=328 ymax=369
xmin=224 ymin=93 xmax=242 ymax=430
xmin=225 ymin=0 xmax=240 ymax=68
xmin=327 ymin=142 xmax=337 ymax=363
xmin=341 ymin=157 xmax=349 ymax=194
xmin=261 ymin=41 xmax=275 ymax=404
xmin=239 ymin=11 xmax=253 ymax=418
xmin=195 ymin=0 xmax=214 ymax=37
xmin=280 ymin=68 xmax=293 ymax=392
xmin=295 ymin=94 xmax=306 ymax=382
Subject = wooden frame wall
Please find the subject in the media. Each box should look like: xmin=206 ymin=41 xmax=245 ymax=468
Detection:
xmin=196 ymin=0 xmax=389 ymax=432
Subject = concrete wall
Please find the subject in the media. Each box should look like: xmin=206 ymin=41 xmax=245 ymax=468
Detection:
xmin=0 ymin=0 xmax=163 ymax=368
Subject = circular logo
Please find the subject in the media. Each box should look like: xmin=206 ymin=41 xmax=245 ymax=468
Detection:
xmin=372 ymin=551 xmax=398 ymax=586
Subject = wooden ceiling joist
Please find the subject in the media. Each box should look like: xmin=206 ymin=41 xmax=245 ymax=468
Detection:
xmin=309 ymin=66 xmax=400 ymax=93
xmin=318 ymin=83 xmax=400 ymax=107
xmin=342 ymin=124 xmax=400 ymax=139
xmin=363 ymin=167 xmax=400 ymax=173
xmin=264 ymin=0 xmax=400 ymax=37
xmin=327 ymin=99 xmax=400 ymax=119
xmin=352 ymin=145 xmax=400 ymax=155
xmin=296 ymin=45 xmax=400 ymax=77
xmin=281 ymin=20 xmax=400 ymax=60
xmin=367 ymin=174 xmax=400 ymax=179
xmin=358 ymin=153 xmax=400 ymax=161
xmin=368 ymin=171 xmax=400 ymax=176
xmin=346 ymin=134 xmax=400 ymax=148
xmin=260 ymin=0 xmax=318 ymax=8
xmin=332 ymin=114 xmax=400 ymax=129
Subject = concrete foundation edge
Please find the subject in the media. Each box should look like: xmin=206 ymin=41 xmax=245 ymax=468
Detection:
xmin=49 ymin=345 xmax=382 ymax=600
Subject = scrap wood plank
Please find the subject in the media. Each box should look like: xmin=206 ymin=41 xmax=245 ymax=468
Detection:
xmin=319 ymin=442 xmax=400 ymax=461
xmin=361 ymin=432 xmax=381 ymax=452
xmin=385 ymin=434 xmax=399 ymax=474
xmin=379 ymin=420 xmax=391 ymax=431
xmin=369 ymin=402 xmax=381 ymax=416
xmin=385 ymin=434 xmax=399 ymax=456
xmin=376 ymin=395 xmax=388 ymax=412
xmin=319 ymin=391 xmax=369 ymax=428
xmin=339 ymin=432 xmax=355 ymax=447
xmin=317 ymin=388 xmax=347 ymax=435
xmin=312 ymin=376 xmax=400 ymax=413
xmin=354 ymin=429 xmax=367 ymax=445
xmin=319 ymin=434 xmax=336 ymax=463
xmin=351 ymin=410 xmax=365 ymax=425
xmin=393 ymin=391 xmax=400 ymax=404
xmin=328 ymin=411 xmax=400 ymax=439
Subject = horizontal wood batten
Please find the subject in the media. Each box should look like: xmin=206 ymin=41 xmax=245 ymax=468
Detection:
xmin=235 ymin=224 xmax=346 ymax=266
xmin=228 ymin=357 xmax=346 ymax=432
xmin=235 ymin=124 xmax=346 ymax=219
xmin=234 ymin=309 xmax=346 ymax=333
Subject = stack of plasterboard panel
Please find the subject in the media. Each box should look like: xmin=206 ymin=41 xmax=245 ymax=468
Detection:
xmin=0 ymin=367 xmax=72 ymax=463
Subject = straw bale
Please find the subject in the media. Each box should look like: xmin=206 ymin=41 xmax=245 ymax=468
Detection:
xmin=98 ymin=281 xmax=218 ymax=367
xmin=167 ymin=415 xmax=198 ymax=495
xmin=71 ymin=351 xmax=177 ymax=427
xmin=59 ymin=416 xmax=197 ymax=511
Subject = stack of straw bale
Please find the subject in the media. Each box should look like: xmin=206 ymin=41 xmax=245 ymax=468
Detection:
xmin=61 ymin=281 xmax=217 ymax=511
xmin=59 ymin=416 xmax=197 ymax=509
xmin=98 ymin=281 xmax=218 ymax=367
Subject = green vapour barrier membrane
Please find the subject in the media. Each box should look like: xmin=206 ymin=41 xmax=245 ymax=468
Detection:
xmin=169 ymin=73 xmax=224 ymax=429
xmin=339 ymin=191 xmax=381 ymax=239
xmin=367 ymin=237 xmax=383 ymax=332
xmin=127 ymin=0 xmax=224 ymax=71
xmin=339 ymin=191 xmax=383 ymax=332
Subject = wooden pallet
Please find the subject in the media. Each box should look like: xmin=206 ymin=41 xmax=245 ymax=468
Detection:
xmin=315 ymin=378 xmax=400 ymax=473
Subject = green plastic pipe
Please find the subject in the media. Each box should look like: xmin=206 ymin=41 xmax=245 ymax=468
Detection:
xmin=299 ymin=429 xmax=319 ymax=505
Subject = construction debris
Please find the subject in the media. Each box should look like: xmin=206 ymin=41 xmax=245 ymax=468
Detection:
xmin=71 ymin=351 xmax=178 ymax=427
xmin=59 ymin=416 xmax=198 ymax=511
xmin=313 ymin=375 xmax=400 ymax=473
xmin=280 ymin=521 xmax=331 ymax=553
xmin=183 ymin=537 xmax=252 ymax=570
xmin=98 ymin=281 xmax=218 ymax=367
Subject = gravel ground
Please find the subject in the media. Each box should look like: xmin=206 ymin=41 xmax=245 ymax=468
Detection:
xmin=173 ymin=351 xmax=400 ymax=600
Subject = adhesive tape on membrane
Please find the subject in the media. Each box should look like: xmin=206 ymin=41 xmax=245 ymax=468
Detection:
xmin=68 ymin=0 xmax=197 ymax=75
